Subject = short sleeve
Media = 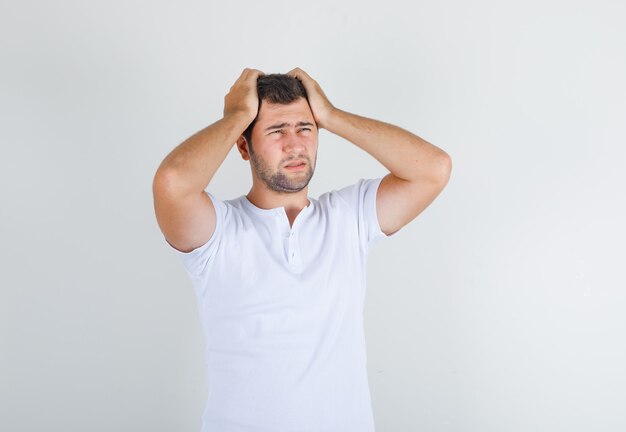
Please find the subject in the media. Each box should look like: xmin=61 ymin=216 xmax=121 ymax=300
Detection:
xmin=165 ymin=191 xmax=226 ymax=280
xmin=335 ymin=177 xmax=400 ymax=250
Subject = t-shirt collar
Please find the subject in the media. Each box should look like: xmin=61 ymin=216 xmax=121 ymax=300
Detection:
xmin=241 ymin=195 xmax=314 ymax=216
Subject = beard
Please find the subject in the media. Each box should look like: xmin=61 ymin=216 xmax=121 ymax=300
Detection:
xmin=249 ymin=146 xmax=316 ymax=194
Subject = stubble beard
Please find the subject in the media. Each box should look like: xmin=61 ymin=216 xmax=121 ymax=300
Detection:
xmin=249 ymin=145 xmax=316 ymax=194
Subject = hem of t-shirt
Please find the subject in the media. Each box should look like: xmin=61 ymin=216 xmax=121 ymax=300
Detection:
xmin=165 ymin=191 xmax=222 ymax=256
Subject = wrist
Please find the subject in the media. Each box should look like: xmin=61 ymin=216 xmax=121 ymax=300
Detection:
xmin=223 ymin=110 xmax=255 ymax=130
xmin=320 ymin=106 xmax=341 ymax=131
xmin=317 ymin=105 xmax=338 ymax=130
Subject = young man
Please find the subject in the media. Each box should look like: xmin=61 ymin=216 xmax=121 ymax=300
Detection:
xmin=152 ymin=67 xmax=451 ymax=431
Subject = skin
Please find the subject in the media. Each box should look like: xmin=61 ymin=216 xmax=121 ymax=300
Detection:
xmin=235 ymin=97 xmax=319 ymax=224
xmin=153 ymin=67 xmax=451 ymax=253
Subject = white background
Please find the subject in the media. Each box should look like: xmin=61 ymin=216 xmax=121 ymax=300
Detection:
xmin=1 ymin=0 xmax=625 ymax=431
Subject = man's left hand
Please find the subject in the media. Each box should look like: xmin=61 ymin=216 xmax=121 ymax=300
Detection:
xmin=286 ymin=67 xmax=336 ymax=130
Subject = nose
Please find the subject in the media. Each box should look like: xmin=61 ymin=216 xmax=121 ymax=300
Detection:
xmin=284 ymin=134 xmax=306 ymax=153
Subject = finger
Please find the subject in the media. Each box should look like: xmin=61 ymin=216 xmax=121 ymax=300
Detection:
xmin=249 ymin=68 xmax=265 ymax=80
xmin=286 ymin=68 xmax=300 ymax=78
xmin=237 ymin=68 xmax=263 ymax=82
xmin=287 ymin=67 xmax=309 ymax=80
xmin=239 ymin=68 xmax=252 ymax=79
xmin=242 ymin=69 xmax=264 ymax=86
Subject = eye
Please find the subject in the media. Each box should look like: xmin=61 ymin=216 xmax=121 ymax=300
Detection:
xmin=271 ymin=130 xmax=283 ymax=134
xmin=299 ymin=128 xmax=311 ymax=132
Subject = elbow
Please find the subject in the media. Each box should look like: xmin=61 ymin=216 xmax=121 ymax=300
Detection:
xmin=432 ymin=151 xmax=452 ymax=185
xmin=153 ymin=167 xmax=183 ymax=197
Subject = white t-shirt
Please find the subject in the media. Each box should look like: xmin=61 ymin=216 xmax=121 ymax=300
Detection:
xmin=167 ymin=177 xmax=400 ymax=432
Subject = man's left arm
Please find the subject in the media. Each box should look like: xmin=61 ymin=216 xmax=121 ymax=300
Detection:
xmin=288 ymin=68 xmax=452 ymax=236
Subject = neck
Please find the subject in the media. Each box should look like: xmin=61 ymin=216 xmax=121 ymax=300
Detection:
xmin=246 ymin=184 xmax=310 ymax=212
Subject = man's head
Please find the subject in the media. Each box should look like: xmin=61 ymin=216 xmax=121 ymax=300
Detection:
xmin=237 ymin=74 xmax=318 ymax=194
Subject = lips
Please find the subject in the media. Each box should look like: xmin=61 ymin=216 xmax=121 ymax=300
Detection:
xmin=284 ymin=160 xmax=306 ymax=168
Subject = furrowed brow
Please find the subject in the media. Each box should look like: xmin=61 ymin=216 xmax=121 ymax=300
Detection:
xmin=264 ymin=121 xmax=315 ymax=132
xmin=264 ymin=123 xmax=289 ymax=132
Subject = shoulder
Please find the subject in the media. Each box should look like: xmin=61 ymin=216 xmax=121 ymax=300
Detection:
xmin=320 ymin=178 xmax=381 ymax=208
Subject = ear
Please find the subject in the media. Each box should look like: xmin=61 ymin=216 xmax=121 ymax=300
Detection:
xmin=236 ymin=135 xmax=251 ymax=161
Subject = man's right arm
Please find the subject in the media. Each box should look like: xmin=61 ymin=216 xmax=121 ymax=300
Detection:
xmin=152 ymin=68 xmax=263 ymax=253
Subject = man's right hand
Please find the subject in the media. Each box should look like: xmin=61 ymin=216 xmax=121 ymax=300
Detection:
xmin=223 ymin=68 xmax=265 ymax=123
xmin=154 ymin=68 xmax=264 ymax=254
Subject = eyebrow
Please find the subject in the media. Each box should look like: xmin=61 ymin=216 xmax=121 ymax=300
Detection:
xmin=263 ymin=121 xmax=316 ymax=132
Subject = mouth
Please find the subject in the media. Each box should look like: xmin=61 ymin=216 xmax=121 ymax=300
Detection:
xmin=284 ymin=160 xmax=307 ymax=170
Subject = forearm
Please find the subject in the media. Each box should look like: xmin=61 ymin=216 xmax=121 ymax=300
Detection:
xmin=325 ymin=108 xmax=450 ymax=182
xmin=154 ymin=113 xmax=250 ymax=195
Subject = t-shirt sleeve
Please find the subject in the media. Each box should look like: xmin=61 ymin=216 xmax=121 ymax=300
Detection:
xmin=335 ymin=177 xmax=401 ymax=250
xmin=164 ymin=191 xmax=226 ymax=281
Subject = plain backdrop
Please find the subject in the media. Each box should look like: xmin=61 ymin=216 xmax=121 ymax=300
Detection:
xmin=1 ymin=0 xmax=625 ymax=431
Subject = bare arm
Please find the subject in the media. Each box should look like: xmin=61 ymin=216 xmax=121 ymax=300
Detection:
xmin=152 ymin=68 xmax=264 ymax=252
xmin=324 ymin=109 xmax=451 ymax=235
xmin=287 ymin=68 xmax=451 ymax=236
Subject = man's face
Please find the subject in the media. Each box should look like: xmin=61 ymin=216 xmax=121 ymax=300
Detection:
xmin=247 ymin=97 xmax=318 ymax=193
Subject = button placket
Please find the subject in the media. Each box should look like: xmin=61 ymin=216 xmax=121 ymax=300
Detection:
xmin=274 ymin=210 xmax=293 ymax=263
xmin=288 ymin=231 xmax=295 ymax=262
xmin=288 ymin=231 xmax=302 ymax=266
xmin=271 ymin=202 xmax=310 ymax=268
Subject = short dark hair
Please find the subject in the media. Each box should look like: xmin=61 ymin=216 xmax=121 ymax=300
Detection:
xmin=243 ymin=74 xmax=309 ymax=149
